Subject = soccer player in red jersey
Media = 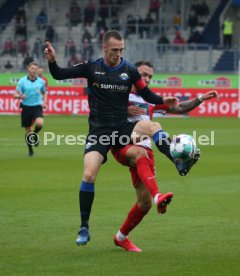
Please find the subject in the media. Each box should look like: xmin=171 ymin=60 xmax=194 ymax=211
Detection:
xmin=112 ymin=61 xmax=219 ymax=252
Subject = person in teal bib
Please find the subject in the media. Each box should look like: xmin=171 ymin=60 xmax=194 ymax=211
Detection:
xmin=14 ymin=62 xmax=47 ymax=156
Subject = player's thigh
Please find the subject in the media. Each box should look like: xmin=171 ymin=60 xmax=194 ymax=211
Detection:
xmin=135 ymin=182 xmax=152 ymax=211
xmin=132 ymin=121 xmax=161 ymax=140
xmin=83 ymin=151 xmax=104 ymax=182
xmin=21 ymin=108 xmax=33 ymax=128
xmin=33 ymin=106 xmax=43 ymax=126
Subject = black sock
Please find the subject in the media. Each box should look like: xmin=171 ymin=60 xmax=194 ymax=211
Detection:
xmin=157 ymin=137 xmax=175 ymax=163
xmin=152 ymin=130 xmax=175 ymax=164
xmin=25 ymin=133 xmax=33 ymax=153
xmin=79 ymin=181 xmax=95 ymax=229
xmin=34 ymin=125 xmax=42 ymax=133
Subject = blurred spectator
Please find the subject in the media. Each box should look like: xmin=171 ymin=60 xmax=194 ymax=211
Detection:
xmin=158 ymin=33 xmax=170 ymax=44
xmin=96 ymin=16 xmax=107 ymax=33
xmin=99 ymin=0 xmax=112 ymax=19
xmin=16 ymin=6 xmax=26 ymax=22
xmin=157 ymin=33 xmax=170 ymax=55
xmin=15 ymin=14 xmax=27 ymax=38
xmin=125 ymin=15 xmax=136 ymax=38
xmin=1 ymin=37 xmax=15 ymax=56
xmin=148 ymin=0 xmax=160 ymax=21
xmin=45 ymin=25 xmax=57 ymax=43
xmin=190 ymin=2 xmax=201 ymax=16
xmin=172 ymin=31 xmax=185 ymax=44
xmin=187 ymin=28 xmax=201 ymax=44
xmin=22 ymin=53 xmax=33 ymax=70
xmin=143 ymin=13 xmax=154 ymax=38
xmin=66 ymin=0 xmax=82 ymax=26
xmin=188 ymin=10 xmax=198 ymax=32
xmin=98 ymin=27 xmax=105 ymax=47
xmin=173 ymin=10 xmax=181 ymax=29
xmin=4 ymin=60 xmax=14 ymax=70
xmin=137 ymin=15 xmax=145 ymax=38
xmin=198 ymin=0 xmax=209 ymax=17
xmin=68 ymin=53 xmax=80 ymax=67
xmin=82 ymin=29 xmax=92 ymax=43
xmin=222 ymin=17 xmax=233 ymax=49
xmin=110 ymin=14 xmax=120 ymax=30
xmin=81 ymin=38 xmax=94 ymax=61
xmin=32 ymin=37 xmax=44 ymax=59
xmin=15 ymin=6 xmax=27 ymax=38
xmin=84 ymin=0 xmax=96 ymax=26
xmin=35 ymin=9 xmax=48 ymax=30
xmin=17 ymin=38 xmax=28 ymax=57
xmin=65 ymin=38 xmax=77 ymax=57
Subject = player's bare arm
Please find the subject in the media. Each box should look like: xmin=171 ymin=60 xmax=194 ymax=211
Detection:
xmin=42 ymin=92 xmax=48 ymax=110
xmin=162 ymin=96 xmax=180 ymax=106
xmin=168 ymin=90 xmax=219 ymax=114
xmin=14 ymin=91 xmax=26 ymax=99
xmin=128 ymin=106 xmax=146 ymax=116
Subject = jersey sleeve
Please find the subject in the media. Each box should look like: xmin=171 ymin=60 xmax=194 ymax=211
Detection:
xmin=130 ymin=67 xmax=146 ymax=90
xmin=40 ymin=79 xmax=46 ymax=94
xmin=154 ymin=104 xmax=169 ymax=112
xmin=16 ymin=78 xmax=24 ymax=94
xmin=49 ymin=61 xmax=90 ymax=80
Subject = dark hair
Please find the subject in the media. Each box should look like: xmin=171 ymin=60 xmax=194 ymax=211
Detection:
xmin=135 ymin=60 xmax=153 ymax=68
xmin=103 ymin=30 xmax=123 ymax=43
xmin=28 ymin=62 xmax=39 ymax=67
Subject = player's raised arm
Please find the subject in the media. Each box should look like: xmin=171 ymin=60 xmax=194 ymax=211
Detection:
xmin=44 ymin=41 xmax=88 ymax=80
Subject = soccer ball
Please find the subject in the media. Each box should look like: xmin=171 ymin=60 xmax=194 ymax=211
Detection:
xmin=170 ymin=134 xmax=197 ymax=160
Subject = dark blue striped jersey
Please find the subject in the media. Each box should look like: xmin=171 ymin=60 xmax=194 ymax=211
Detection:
xmin=49 ymin=58 xmax=163 ymax=127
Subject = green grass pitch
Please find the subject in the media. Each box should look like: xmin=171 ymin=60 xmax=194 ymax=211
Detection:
xmin=0 ymin=115 xmax=240 ymax=275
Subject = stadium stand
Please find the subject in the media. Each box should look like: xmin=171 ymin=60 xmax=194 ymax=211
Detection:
xmin=0 ymin=0 xmax=239 ymax=73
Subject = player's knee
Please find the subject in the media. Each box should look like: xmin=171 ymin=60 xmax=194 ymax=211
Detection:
xmin=149 ymin=122 xmax=161 ymax=135
xmin=138 ymin=199 xmax=152 ymax=212
xmin=129 ymin=148 xmax=148 ymax=166
xmin=83 ymin=169 xmax=97 ymax=183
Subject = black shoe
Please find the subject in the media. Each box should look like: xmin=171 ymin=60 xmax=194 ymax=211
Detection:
xmin=76 ymin=227 xmax=90 ymax=245
xmin=28 ymin=150 xmax=34 ymax=157
xmin=175 ymin=149 xmax=201 ymax=176
xmin=34 ymin=139 xmax=39 ymax=147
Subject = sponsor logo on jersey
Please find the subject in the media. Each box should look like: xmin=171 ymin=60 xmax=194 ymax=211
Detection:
xmin=100 ymin=83 xmax=129 ymax=92
xmin=119 ymin=73 xmax=129 ymax=80
xmin=93 ymin=82 xmax=100 ymax=88
xmin=95 ymin=71 xmax=106 ymax=75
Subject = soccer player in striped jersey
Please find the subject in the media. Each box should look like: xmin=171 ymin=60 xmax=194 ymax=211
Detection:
xmin=45 ymin=30 xmax=182 ymax=247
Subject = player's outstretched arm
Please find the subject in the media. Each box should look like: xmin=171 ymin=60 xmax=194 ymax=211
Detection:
xmin=167 ymin=90 xmax=219 ymax=114
xmin=201 ymin=90 xmax=219 ymax=101
xmin=137 ymin=87 xmax=179 ymax=106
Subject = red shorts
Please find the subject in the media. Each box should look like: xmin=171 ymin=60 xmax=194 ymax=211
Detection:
xmin=111 ymin=145 xmax=155 ymax=188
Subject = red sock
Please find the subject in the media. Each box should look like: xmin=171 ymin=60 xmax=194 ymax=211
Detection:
xmin=120 ymin=203 xmax=149 ymax=236
xmin=136 ymin=156 xmax=159 ymax=198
